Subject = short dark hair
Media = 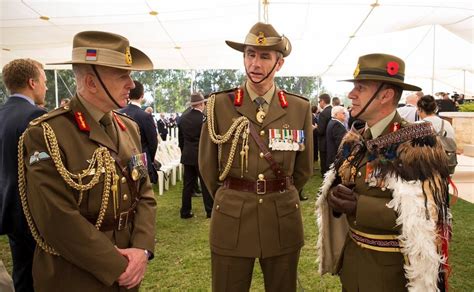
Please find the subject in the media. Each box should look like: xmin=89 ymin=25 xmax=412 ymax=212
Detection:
xmin=318 ymin=93 xmax=331 ymax=105
xmin=129 ymin=80 xmax=144 ymax=100
xmin=2 ymin=58 xmax=43 ymax=94
xmin=332 ymin=97 xmax=341 ymax=106
xmin=417 ymin=95 xmax=438 ymax=115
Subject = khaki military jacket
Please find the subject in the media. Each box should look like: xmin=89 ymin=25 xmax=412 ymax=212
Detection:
xmin=317 ymin=113 xmax=450 ymax=291
xmin=20 ymin=96 xmax=157 ymax=292
xmin=199 ymin=85 xmax=313 ymax=258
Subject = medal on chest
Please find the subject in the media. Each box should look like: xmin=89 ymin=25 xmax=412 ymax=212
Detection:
xmin=256 ymin=108 xmax=266 ymax=123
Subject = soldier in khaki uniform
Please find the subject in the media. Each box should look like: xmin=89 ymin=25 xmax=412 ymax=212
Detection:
xmin=199 ymin=22 xmax=313 ymax=291
xmin=316 ymin=54 xmax=452 ymax=291
xmin=18 ymin=31 xmax=157 ymax=291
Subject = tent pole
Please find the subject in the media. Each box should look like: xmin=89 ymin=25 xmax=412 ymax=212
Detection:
xmin=463 ymin=69 xmax=466 ymax=94
xmin=258 ymin=0 xmax=261 ymax=22
xmin=54 ymin=69 xmax=59 ymax=108
xmin=431 ymin=25 xmax=436 ymax=95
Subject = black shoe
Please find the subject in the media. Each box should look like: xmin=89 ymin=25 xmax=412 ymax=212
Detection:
xmin=180 ymin=212 xmax=194 ymax=219
xmin=299 ymin=190 xmax=308 ymax=201
xmin=206 ymin=213 xmax=212 ymax=219
xmin=299 ymin=195 xmax=308 ymax=201
xmin=191 ymin=192 xmax=202 ymax=197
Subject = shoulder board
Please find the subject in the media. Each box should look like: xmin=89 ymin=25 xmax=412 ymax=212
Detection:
xmin=281 ymin=90 xmax=308 ymax=101
xmin=210 ymin=88 xmax=237 ymax=96
xmin=113 ymin=110 xmax=134 ymax=122
xmin=29 ymin=106 xmax=71 ymax=126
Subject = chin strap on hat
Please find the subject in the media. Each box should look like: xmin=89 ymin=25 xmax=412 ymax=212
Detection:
xmin=244 ymin=56 xmax=280 ymax=85
xmin=91 ymin=65 xmax=124 ymax=109
xmin=352 ymin=82 xmax=385 ymax=120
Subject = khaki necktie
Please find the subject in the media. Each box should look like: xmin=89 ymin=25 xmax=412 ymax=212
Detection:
xmin=363 ymin=128 xmax=372 ymax=140
xmin=100 ymin=112 xmax=118 ymax=146
xmin=255 ymin=97 xmax=267 ymax=112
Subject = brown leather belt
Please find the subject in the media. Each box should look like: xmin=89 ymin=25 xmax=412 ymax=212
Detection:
xmin=222 ymin=176 xmax=293 ymax=194
xmin=84 ymin=208 xmax=135 ymax=231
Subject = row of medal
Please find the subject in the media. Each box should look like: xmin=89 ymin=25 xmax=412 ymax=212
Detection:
xmin=268 ymin=129 xmax=305 ymax=151
xmin=128 ymin=153 xmax=149 ymax=181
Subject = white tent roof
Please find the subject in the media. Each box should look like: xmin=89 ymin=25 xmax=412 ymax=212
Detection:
xmin=1 ymin=0 xmax=473 ymax=95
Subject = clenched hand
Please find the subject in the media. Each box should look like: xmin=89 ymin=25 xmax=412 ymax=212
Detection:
xmin=116 ymin=247 xmax=148 ymax=289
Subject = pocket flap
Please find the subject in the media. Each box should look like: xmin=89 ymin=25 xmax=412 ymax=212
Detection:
xmin=215 ymin=197 xmax=244 ymax=218
xmin=275 ymin=195 xmax=300 ymax=217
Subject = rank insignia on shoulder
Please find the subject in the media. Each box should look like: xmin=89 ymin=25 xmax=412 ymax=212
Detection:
xmin=29 ymin=151 xmax=51 ymax=165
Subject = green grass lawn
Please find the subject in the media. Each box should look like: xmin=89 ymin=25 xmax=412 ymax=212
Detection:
xmin=1 ymin=174 xmax=473 ymax=291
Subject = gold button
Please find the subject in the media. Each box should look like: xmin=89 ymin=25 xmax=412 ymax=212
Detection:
xmin=357 ymin=172 xmax=362 ymax=177
xmin=121 ymin=177 xmax=127 ymax=184
xmin=258 ymin=198 xmax=263 ymax=204
xmin=123 ymin=194 xmax=128 ymax=201
xmin=258 ymin=174 xmax=264 ymax=180
xmin=260 ymin=130 xmax=265 ymax=136
xmin=216 ymin=205 xmax=220 ymax=210
xmin=63 ymin=106 xmax=69 ymax=110
xmin=381 ymin=187 xmax=387 ymax=191
xmin=43 ymin=113 xmax=49 ymax=118
xmin=259 ymin=152 xmax=264 ymax=158
xmin=295 ymin=204 xmax=299 ymax=209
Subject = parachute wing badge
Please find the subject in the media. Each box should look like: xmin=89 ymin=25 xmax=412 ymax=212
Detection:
xmin=29 ymin=151 xmax=51 ymax=165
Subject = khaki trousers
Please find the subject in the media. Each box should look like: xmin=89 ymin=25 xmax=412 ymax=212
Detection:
xmin=211 ymin=250 xmax=300 ymax=292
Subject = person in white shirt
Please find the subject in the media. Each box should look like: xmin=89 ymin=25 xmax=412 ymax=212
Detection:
xmin=397 ymin=92 xmax=421 ymax=122
xmin=417 ymin=94 xmax=455 ymax=139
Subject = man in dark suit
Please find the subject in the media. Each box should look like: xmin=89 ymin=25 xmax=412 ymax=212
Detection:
xmin=0 ymin=58 xmax=48 ymax=292
xmin=157 ymin=113 xmax=168 ymax=141
xmin=316 ymin=93 xmax=332 ymax=176
xmin=119 ymin=80 xmax=159 ymax=184
xmin=326 ymin=105 xmax=348 ymax=167
xmin=178 ymin=93 xmax=213 ymax=219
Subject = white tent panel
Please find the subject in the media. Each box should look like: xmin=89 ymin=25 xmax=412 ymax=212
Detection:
xmin=0 ymin=0 xmax=473 ymax=95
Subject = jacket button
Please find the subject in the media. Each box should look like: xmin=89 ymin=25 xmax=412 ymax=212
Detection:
xmin=216 ymin=205 xmax=220 ymax=210
xmin=123 ymin=194 xmax=128 ymax=201
xmin=121 ymin=177 xmax=127 ymax=184
xmin=258 ymin=198 xmax=263 ymax=204
xmin=295 ymin=204 xmax=299 ymax=209
xmin=357 ymin=172 xmax=362 ymax=177
xmin=260 ymin=130 xmax=265 ymax=136
xmin=259 ymin=152 xmax=264 ymax=158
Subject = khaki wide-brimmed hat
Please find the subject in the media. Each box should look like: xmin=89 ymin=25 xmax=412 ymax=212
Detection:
xmin=190 ymin=92 xmax=207 ymax=105
xmin=341 ymin=53 xmax=421 ymax=91
xmin=48 ymin=31 xmax=153 ymax=70
xmin=226 ymin=22 xmax=292 ymax=57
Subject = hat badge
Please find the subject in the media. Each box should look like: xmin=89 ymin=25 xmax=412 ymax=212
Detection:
xmin=125 ymin=47 xmax=133 ymax=65
xmin=256 ymin=32 xmax=267 ymax=45
xmin=353 ymin=63 xmax=360 ymax=78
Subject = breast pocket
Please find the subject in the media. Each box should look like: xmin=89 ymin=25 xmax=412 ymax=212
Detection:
xmin=210 ymin=194 xmax=244 ymax=250
xmin=275 ymin=192 xmax=304 ymax=248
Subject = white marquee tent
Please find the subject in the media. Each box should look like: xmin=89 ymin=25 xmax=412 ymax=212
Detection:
xmin=1 ymin=0 xmax=473 ymax=96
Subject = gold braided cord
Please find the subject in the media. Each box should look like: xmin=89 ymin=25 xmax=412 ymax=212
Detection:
xmin=18 ymin=122 xmax=117 ymax=255
xmin=206 ymin=94 xmax=250 ymax=181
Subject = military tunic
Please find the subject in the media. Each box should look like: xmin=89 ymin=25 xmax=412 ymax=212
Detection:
xmin=199 ymin=85 xmax=313 ymax=259
xmin=317 ymin=112 xmax=451 ymax=291
xmin=20 ymin=95 xmax=157 ymax=292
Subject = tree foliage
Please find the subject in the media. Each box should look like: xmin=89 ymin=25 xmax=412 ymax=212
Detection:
xmin=193 ymin=69 xmax=245 ymax=96
xmin=1 ymin=68 xmax=328 ymax=113
xmin=275 ymin=76 xmax=325 ymax=104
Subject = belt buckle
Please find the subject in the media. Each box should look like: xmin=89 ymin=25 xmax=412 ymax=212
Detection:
xmin=256 ymin=177 xmax=266 ymax=195
xmin=117 ymin=211 xmax=129 ymax=231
